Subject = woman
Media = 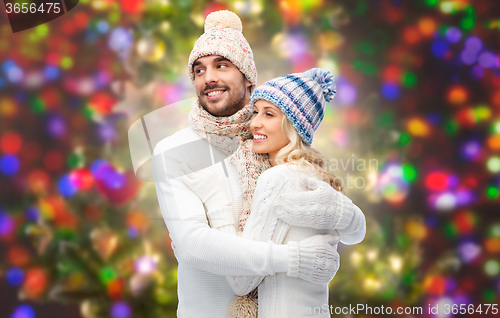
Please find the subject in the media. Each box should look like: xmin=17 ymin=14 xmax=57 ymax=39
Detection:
xmin=183 ymin=68 xmax=366 ymax=318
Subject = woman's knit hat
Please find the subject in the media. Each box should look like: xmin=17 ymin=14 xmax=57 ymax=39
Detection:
xmin=249 ymin=68 xmax=336 ymax=145
xmin=187 ymin=10 xmax=257 ymax=91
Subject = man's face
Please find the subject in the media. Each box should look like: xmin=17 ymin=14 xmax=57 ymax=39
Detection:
xmin=193 ymin=55 xmax=252 ymax=117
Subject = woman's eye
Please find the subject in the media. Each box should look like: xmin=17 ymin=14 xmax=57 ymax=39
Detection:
xmin=252 ymin=110 xmax=258 ymax=114
xmin=266 ymin=113 xmax=273 ymax=117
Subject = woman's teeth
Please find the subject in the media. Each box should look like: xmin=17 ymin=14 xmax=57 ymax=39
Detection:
xmin=207 ymin=90 xmax=224 ymax=97
xmin=254 ymin=135 xmax=267 ymax=140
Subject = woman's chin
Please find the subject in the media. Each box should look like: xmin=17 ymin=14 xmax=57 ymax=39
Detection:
xmin=252 ymin=145 xmax=266 ymax=154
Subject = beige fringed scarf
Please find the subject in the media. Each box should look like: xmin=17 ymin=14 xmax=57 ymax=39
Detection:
xmin=188 ymin=100 xmax=271 ymax=318
xmin=188 ymin=100 xmax=272 ymax=233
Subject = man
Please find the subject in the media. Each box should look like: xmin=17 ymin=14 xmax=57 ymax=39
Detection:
xmin=152 ymin=10 xmax=342 ymax=317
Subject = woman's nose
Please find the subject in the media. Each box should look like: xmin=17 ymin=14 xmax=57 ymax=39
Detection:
xmin=250 ymin=115 xmax=262 ymax=130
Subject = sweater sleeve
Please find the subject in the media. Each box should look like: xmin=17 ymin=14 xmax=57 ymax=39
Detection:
xmin=335 ymin=202 xmax=366 ymax=245
xmin=152 ymin=144 xmax=287 ymax=277
xmin=224 ymin=167 xmax=291 ymax=296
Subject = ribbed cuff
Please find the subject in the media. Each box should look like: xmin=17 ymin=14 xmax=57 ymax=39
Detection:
xmin=271 ymin=244 xmax=289 ymax=273
xmin=286 ymin=241 xmax=300 ymax=278
xmin=207 ymin=206 xmax=234 ymax=229
xmin=334 ymin=194 xmax=355 ymax=230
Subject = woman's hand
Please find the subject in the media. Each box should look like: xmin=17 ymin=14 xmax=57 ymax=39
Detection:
xmin=179 ymin=162 xmax=231 ymax=211
xmin=273 ymin=174 xmax=352 ymax=230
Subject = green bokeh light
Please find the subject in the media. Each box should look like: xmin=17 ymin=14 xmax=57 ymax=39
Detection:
xmin=460 ymin=16 xmax=475 ymax=30
xmin=402 ymin=164 xmax=417 ymax=182
xmin=402 ymin=72 xmax=417 ymax=87
xmin=486 ymin=186 xmax=499 ymax=199
xmin=399 ymin=132 xmax=411 ymax=145
xmin=99 ymin=267 xmax=117 ymax=285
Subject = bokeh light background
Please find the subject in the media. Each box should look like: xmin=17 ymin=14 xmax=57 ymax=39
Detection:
xmin=1 ymin=0 xmax=500 ymax=317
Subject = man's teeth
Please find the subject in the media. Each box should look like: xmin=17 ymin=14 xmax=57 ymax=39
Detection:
xmin=254 ymin=135 xmax=267 ymax=140
xmin=207 ymin=90 xmax=224 ymax=97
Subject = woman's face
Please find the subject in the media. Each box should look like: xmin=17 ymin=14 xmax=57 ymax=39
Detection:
xmin=250 ymin=100 xmax=289 ymax=164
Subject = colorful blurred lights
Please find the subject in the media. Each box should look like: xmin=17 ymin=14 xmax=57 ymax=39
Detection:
xmin=10 ymin=305 xmax=35 ymax=318
xmin=459 ymin=242 xmax=481 ymax=263
xmin=111 ymin=301 xmax=132 ymax=318
xmin=462 ymin=140 xmax=480 ymax=159
xmin=0 ymin=212 xmax=15 ymax=235
xmin=58 ymin=174 xmax=78 ymax=197
xmin=445 ymin=27 xmax=461 ymax=43
xmin=478 ymin=52 xmax=498 ymax=69
xmin=447 ymin=86 xmax=468 ymax=104
xmin=135 ymin=256 xmax=157 ymax=274
xmin=6 ymin=267 xmax=24 ymax=286
xmin=486 ymin=156 xmax=500 ymax=173
xmin=435 ymin=192 xmax=456 ymax=211
xmin=407 ymin=118 xmax=430 ymax=136
xmin=381 ymin=83 xmax=400 ymax=100
xmin=0 ymin=154 xmax=20 ymax=176
xmin=431 ymin=40 xmax=449 ymax=58
xmin=484 ymin=260 xmax=500 ymax=276
xmin=337 ymin=83 xmax=356 ymax=104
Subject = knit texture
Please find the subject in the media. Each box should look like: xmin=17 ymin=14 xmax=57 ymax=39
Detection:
xmin=188 ymin=99 xmax=253 ymax=155
xmin=273 ymin=173 xmax=354 ymax=230
xmin=249 ymin=68 xmax=336 ymax=145
xmin=188 ymin=100 xmax=271 ymax=235
xmin=188 ymin=10 xmax=257 ymax=90
xmin=152 ymin=127 xmax=284 ymax=318
xmin=224 ymin=164 xmax=366 ymax=317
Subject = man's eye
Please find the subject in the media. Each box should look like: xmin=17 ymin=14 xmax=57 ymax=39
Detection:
xmin=195 ymin=69 xmax=204 ymax=74
xmin=218 ymin=64 xmax=228 ymax=68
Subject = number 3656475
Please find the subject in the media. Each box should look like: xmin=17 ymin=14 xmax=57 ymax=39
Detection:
xmin=5 ymin=2 xmax=61 ymax=14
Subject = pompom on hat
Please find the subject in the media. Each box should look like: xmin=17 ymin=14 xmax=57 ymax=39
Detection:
xmin=250 ymin=68 xmax=337 ymax=145
xmin=188 ymin=10 xmax=257 ymax=91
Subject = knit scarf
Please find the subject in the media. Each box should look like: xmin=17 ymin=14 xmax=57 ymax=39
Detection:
xmin=188 ymin=99 xmax=272 ymax=233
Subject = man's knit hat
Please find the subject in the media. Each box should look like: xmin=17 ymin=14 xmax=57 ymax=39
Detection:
xmin=250 ymin=68 xmax=336 ymax=146
xmin=188 ymin=10 xmax=257 ymax=91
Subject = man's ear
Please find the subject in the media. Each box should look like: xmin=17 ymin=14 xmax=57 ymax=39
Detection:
xmin=245 ymin=78 xmax=252 ymax=93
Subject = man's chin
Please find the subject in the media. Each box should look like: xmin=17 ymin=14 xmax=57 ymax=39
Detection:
xmin=199 ymin=99 xmax=230 ymax=116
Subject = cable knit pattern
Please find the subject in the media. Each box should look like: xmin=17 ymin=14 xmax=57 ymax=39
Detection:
xmin=273 ymin=174 xmax=355 ymax=230
xmin=216 ymin=164 xmax=366 ymax=318
xmin=152 ymin=127 xmax=290 ymax=318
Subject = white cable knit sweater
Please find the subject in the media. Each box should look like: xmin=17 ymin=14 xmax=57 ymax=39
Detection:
xmin=209 ymin=164 xmax=366 ymax=318
xmin=152 ymin=127 xmax=291 ymax=318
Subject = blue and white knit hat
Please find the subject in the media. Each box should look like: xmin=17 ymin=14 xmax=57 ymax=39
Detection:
xmin=249 ymin=68 xmax=336 ymax=145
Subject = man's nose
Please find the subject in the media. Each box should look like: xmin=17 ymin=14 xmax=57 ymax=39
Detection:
xmin=204 ymin=66 xmax=218 ymax=84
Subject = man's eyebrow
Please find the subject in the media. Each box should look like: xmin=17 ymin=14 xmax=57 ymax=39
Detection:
xmin=213 ymin=57 xmax=231 ymax=63
xmin=192 ymin=60 xmax=202 ymax=69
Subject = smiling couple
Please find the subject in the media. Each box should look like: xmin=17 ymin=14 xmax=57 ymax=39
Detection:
xmin=151 ymin=10 xmax=366 ymax=318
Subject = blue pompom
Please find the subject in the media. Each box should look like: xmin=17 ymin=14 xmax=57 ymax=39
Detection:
xmin=304 ymin=68 xmax=336 ymax=102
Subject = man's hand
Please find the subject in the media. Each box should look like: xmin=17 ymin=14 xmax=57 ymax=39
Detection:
xmin=287 ymin=234 xmax=341 ymax=284
xmin=179 ymin=162 xmax=231 ymax=211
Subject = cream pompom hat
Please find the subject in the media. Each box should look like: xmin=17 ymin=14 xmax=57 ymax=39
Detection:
xmin=187 ymin=10 xmax=257 ymax=91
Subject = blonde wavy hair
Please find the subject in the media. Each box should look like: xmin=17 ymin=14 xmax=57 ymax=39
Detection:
xmin=274 ymin=116 xmax=344 ymax=193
